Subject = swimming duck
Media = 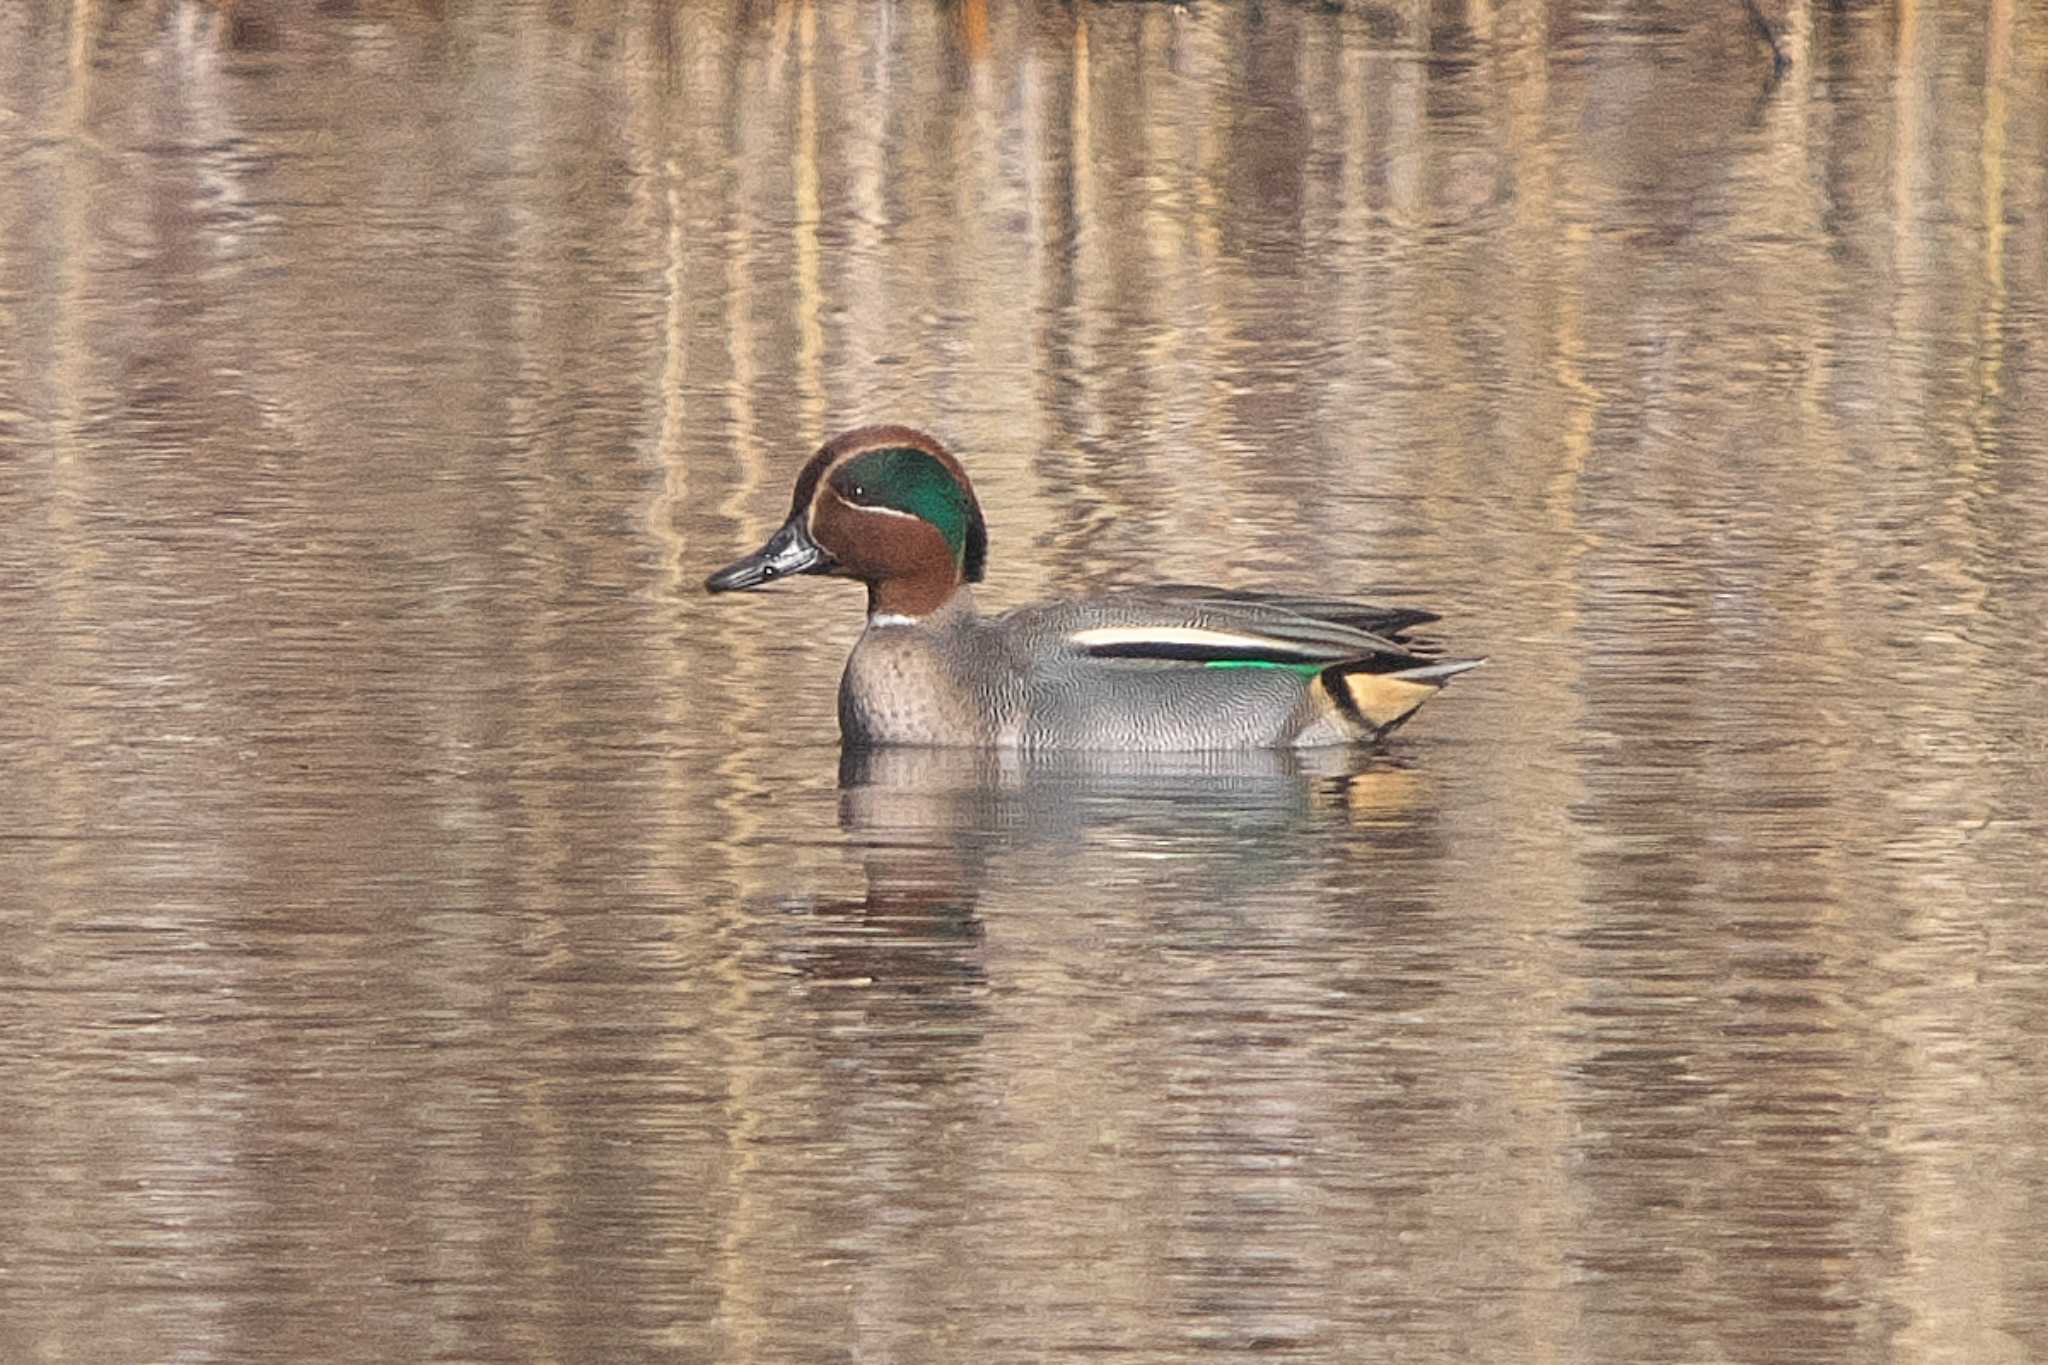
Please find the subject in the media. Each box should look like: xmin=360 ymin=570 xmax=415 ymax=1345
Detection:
xmin=704 ymin=426 xmax=1480 ymax=749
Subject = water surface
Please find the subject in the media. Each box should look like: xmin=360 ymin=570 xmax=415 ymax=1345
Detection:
xmin=4 ymin=2 xmax=2046 ymax=1362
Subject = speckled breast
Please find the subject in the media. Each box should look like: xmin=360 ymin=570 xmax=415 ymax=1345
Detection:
xmin=837 ymin=627 xmax=995 ymax=746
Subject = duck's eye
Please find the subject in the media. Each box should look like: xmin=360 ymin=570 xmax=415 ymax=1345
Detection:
xmin=848 ymin=483 xmax=867 ymax=501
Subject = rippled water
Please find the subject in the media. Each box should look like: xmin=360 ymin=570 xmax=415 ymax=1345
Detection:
xmin=4 ymin=2 xmax=2046 ymax=1362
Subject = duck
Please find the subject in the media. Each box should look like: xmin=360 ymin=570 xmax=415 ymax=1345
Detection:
xmin=704 ymin=425 xmax=1481 ymax=749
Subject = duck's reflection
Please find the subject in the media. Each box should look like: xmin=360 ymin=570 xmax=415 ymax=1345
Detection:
xmin=838 ymin=743 xmax=1428 ymax=840
xmin=759 ymin=752 xmax=1005 ymax=1043
xmin=786 ymin=746 xmax=1439 ymax=1013
xmin=733 ymin=745 xmax=1450 ymax=1351
xmin=771 ymin=746 xmax=1431 ymax=999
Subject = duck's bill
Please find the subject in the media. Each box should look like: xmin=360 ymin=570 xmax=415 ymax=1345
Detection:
xmin=704 ymin=519 xmax=833 ymax=593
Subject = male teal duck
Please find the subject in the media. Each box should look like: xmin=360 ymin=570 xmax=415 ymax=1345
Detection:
xmin=705 ymin=426 xmax=1481 ymax=749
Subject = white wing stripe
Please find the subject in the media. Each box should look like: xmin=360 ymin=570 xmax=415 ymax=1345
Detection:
xmin=1069 ymin=626 xmax=1322 ymax=657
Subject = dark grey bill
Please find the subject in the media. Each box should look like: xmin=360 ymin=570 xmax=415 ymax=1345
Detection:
xmin=704 ymin=519 xmax=833 ymax=593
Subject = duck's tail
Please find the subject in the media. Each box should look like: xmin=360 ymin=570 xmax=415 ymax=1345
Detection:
xmin=1322 ymin=656 xmax=1485 ymax=738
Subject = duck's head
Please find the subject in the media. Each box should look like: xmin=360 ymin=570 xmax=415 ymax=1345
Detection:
xmin=704 ymin=425 xmax=988 ymax=619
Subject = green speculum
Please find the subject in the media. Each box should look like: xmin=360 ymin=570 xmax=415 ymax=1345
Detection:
xmin=1203 ymin=660 xmax=1325 ymax=676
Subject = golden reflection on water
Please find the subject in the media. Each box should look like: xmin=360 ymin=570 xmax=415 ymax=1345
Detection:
xmin=3 ymin=1 xmax=2048 ymax=1362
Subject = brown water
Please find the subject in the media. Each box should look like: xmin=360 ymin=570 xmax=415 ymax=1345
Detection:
xmin=4 ymin=2 xmax=2047 ymax=1362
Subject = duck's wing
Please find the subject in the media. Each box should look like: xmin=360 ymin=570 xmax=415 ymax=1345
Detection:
xmin=1022 ymin=588 xmax=1454 ymax=671
xmin=996 ymin=588 xmax=1483 ymax=740
xmin=1141 ymin=583 xmax=1440 ymax=642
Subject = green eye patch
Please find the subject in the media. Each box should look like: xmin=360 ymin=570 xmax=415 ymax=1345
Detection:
xmin=832 ymin=447 xmax=976 ymax=564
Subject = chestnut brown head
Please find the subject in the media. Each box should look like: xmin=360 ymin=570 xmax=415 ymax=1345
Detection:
xmin=705 ymin=426 xmax=987 ymax=618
